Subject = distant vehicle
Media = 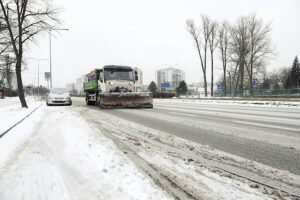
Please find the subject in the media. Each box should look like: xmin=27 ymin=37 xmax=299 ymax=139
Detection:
xmin=83 ymin=65 xmax=153 ymax=108
xmin=46 ymin=88 xmax=72 ymax=106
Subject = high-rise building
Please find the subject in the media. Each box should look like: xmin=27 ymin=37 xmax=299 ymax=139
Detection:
xmin=133 ymin=67 xmax=143 ymax=85
xmin=155 ymin=67 xmax=185 ymax=90
xmin=76 ymin=75 xmax=86 ymax=95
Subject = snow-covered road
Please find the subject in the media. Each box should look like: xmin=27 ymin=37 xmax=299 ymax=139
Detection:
xmin=102 ymin=99 xmax=300 ymax=176
xmin=0 ymin=99 xmax=172 ymax=200
xmin=0 ymin=97 xmax=299 ymax=200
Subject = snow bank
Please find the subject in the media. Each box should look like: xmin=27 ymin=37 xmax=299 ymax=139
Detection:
xmin=155 ymin=98 xmax=300 ymax=107
xmin=87 ymin=109 xmax=299 ymax=199
xmin=0 ymin=105 xmax=172 ymax=200
xmin=0 ymin=97 xmax=42 ymax=134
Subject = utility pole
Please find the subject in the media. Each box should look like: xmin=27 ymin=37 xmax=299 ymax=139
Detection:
xmin=38 ymin=60 xmax=40 ymax=97
xmin=49 ymin=29 xmax=52 ymax=89
xmin=49 ymin=28 xmax=69 ymax=89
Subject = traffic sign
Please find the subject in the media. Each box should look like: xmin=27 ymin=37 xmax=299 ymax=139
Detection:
xmin=217 ymin=85 xmax=225 ymax=90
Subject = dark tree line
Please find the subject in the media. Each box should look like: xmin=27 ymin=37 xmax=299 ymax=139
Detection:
xmin=287 ymin=56 xmax=300 ymax=88
xmin=147 ymin=80 xmax=188 ymax=97
xmin=187 ymin=14 xmax=274 ymax=97
xmin=176 ymin=80 xmax=187 ymax=96
xmin=148 ymin=81 xmax=158 ymax=93
xmin=252 ymin=56 xmax=300 ymax=90
xmin=0 ymin=0 xmax=60 ymax=107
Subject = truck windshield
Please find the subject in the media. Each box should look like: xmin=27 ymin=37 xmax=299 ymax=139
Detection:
xmin=104 ymin=69 xmax=134 ymax=81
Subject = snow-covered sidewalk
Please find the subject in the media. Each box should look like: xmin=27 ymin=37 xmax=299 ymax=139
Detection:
xmin=0 ymin=97 xmax=42 ymax=135
xmin=0 ymin=101 xmax=172 ymax=200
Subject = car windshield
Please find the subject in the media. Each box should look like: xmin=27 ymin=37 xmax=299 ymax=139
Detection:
xmin=104 ymin=69 xmax=134 ymax=81
xmin=50 ymin=88 xmax=68 ymax=94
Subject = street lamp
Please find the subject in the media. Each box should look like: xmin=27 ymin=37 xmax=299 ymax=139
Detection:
xmin=49 ymin=28 xmax=69 ymax=89
xmin=29 ymin=58 xmax=49 ymax=97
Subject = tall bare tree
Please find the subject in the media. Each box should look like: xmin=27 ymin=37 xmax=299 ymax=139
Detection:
xmin=217 ymin=21 xmax=230 ymax=92
xmin=245 ymin=14 xmax=274 ymax=90
xmin=0 ymin=0 xmax=60 ymax=107
xmin=0 ymin=14 xmax=10 ymax=56
xmin=186 ymin=15 xmax=212 ymax=97
xmin=186 ymin=19 xmax=205 ymax=96
xmin=229 ymin=14 xmax=274 ymax=92
xmin=230 ymin=16 xmax=250 ymax=90
xmin=208 ymin=20 xmax=218 ymax=97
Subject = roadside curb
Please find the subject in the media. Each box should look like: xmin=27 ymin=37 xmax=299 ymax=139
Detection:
xmin=155 ymin=99 xmax=300 ymax=107
xmin=0 ymin=103 xmax=43 ymax=139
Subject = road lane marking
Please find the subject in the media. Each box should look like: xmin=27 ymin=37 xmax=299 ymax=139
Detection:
xmin=168 ymin=112 xmax=197 ymax=117
xmin=233 ymin=120 xmax=300 ymax=132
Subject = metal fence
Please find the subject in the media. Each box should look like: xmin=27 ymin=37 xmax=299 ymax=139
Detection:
xmin=216 ymin=88 xmax=300 ymax=97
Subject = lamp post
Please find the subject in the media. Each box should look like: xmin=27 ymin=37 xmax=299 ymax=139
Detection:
xmin=49 ymin=28 xmax=69 ymax=89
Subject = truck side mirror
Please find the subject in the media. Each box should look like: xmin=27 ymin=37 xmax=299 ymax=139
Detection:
xmin=99 ymin=73 xmax=103 ymax=82
xmin=134 ymin=71 xmax=138 ymax=81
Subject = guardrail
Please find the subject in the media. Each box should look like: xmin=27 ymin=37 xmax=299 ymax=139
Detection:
xmin=216 ymin=88 xmax=300 ymax=97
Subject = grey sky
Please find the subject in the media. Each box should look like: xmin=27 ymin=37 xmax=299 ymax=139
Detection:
xmin=24 ymin=0 xmax=300 ymax=87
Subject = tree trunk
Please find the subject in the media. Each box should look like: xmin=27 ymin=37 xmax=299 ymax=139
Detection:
xmin=204 ymin=45 xmax=208 ymax=97
xmin=223 ymin=68 xmax=227 ymax=94
xmin=5 ymin=64 xmax=12 ymax=97
xmin=239 ymin=54 xmax=244 ymax=89
xmin=203 ymin=73 xmax=207 ymax=97
xmin=211 ymin=53 xmax=214 ymax=97
xmin=15 ymin=59 xmax=27 ymax=108
xmin=223 ymin=52 xmax=227 ymax=91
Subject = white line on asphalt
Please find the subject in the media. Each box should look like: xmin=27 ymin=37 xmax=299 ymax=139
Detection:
xmin=168 ymin=112 xmax=197 ymax=117
xmin=233 ymin=120 xmax=300 ymax=132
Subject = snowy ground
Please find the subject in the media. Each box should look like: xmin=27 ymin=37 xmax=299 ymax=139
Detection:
xmin=83 ymin=105 xmax=299 ymax=200
xmin=155 ymin=98 xmax=300 ymax=107
xmin=0 ymin=98 xmax=172 ymax=200
xmin=0 ymin=97 xmax=42 ymax=135
xmin=0 ymin=97 xmax=299 ymax=200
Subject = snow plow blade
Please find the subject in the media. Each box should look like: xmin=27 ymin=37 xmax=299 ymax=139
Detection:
xmin=99 ymin=92 xmax=153 ymax=108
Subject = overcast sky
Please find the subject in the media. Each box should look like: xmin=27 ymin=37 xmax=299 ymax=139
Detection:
xmin=24 ymin=0 xmax=300 ymax=88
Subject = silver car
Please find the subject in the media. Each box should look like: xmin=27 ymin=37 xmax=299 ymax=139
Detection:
xmin=47 ymin=88 xmax=72 ymax=106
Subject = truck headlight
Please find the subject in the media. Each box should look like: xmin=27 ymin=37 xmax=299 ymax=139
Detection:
xmin=129 ymin=82 xmax=133 ymax=85
xmin=109 ymin=82 xmax=113 ymax=85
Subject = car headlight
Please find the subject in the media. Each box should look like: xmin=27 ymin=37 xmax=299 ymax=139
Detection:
xmin=108 ymin=81 xmax=113 ymax=85
xmin=129 ymin=82 xmax=133 ymax=85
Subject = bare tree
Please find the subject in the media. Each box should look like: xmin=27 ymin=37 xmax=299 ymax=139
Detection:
xmin=217 ymin=21 xmax=230 ymax=92
xmin=230 ymin=16 xmax=250 ymax=90
xmin=278 ymin=67 xmax=290 ymax=88
xmin=0 ymin=14 xmax=10 ymax=56
xmin=208 ymin=20 xmax=218 ymax=97
xmin=186 ymin=15 xmax=211 ymax=97
xmin=229 ymin=14 xmax=274 ymax=93
xmin=245 ymin=14 xmax=274 ymax=90
xmin=0 ymin=0 xmax=60 ymax=107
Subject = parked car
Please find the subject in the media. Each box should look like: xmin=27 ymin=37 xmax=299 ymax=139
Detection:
xmin=46 ymin=88 xmax=72 ymax=106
